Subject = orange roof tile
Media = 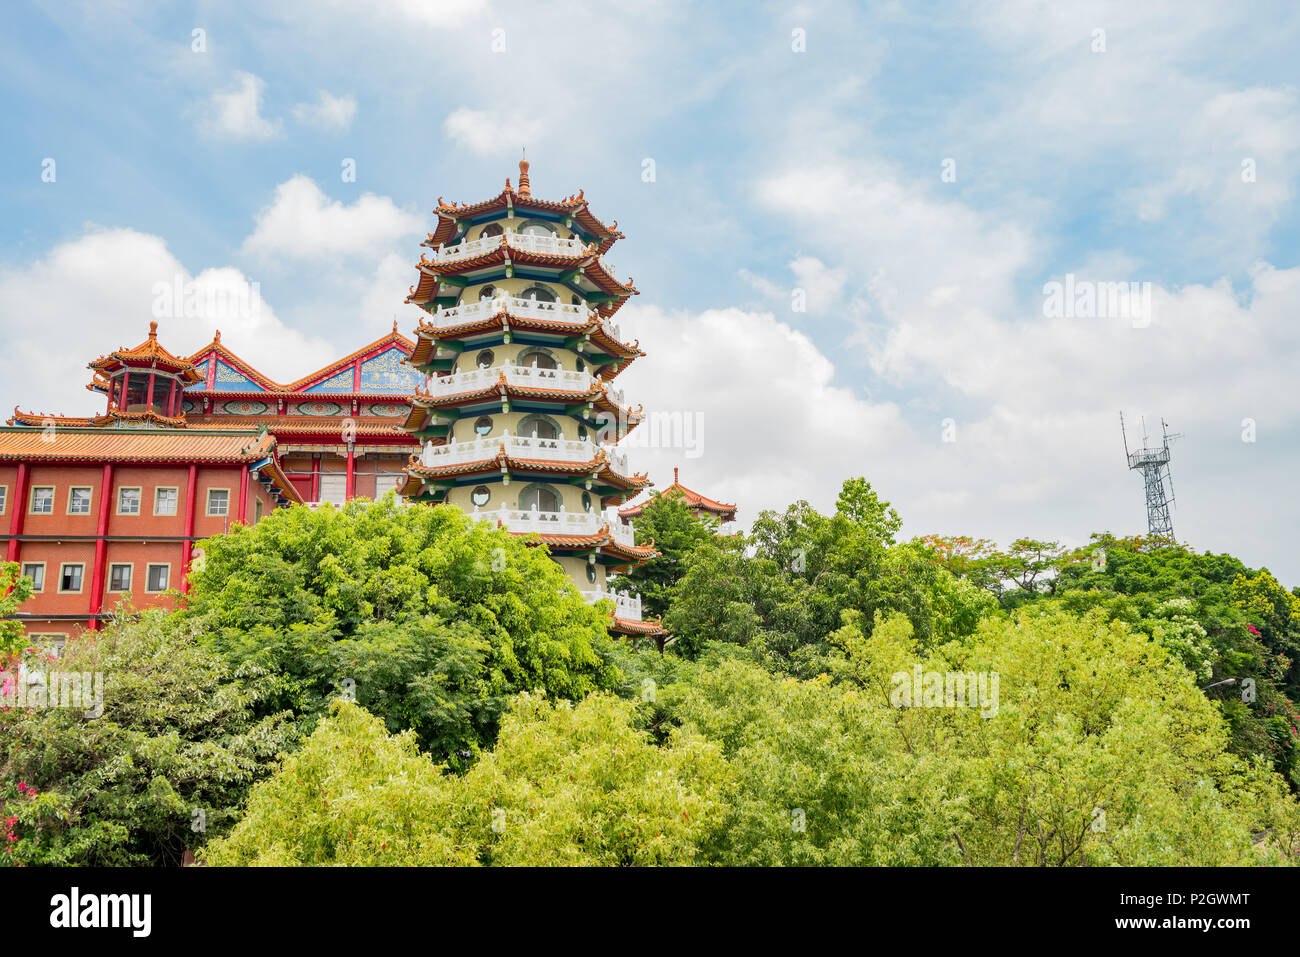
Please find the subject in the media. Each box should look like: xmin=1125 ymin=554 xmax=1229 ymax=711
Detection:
xmin=0 ymin=426 xmax=278 ymax=465
xmin=619 ymin=467 xmax=736 ymax=520
xmin=88 ymin=322 xmax=202 ymax=383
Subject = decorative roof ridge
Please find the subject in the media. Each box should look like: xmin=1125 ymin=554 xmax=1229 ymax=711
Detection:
xmin=187 ymin=333 xmax=284 ymax=392
xmin=88 ymin=321 xmax=201 ymax=382
xmin=280 ymin=326 xmax=417 ymax=392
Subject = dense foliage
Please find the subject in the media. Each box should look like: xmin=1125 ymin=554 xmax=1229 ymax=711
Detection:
xmin=181 ymin=495 xmax=623 ymax=765
xmin=6 ymin=480 xmax=1299 ymax=866
xmin=921 ymin=532 xmax=1300 ymax=787
xmin=0 ymin=613 xmax=297 ymax=865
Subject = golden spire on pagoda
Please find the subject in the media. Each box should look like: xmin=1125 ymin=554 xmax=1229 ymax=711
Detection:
xmin=518 ymin=152 xmax=531 ymax=197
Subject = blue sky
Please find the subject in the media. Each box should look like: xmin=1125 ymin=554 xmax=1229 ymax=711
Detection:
xmin=3 ymin=0 xmax=1300 ymax=582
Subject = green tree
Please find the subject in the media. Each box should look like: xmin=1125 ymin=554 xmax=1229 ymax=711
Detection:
xmin=201 ymin=701 xmax=477 ymax=866
xmin=0 ymin=612 xmax=298 ymax=866
xmin=616 ymin=493 xmax=717 ymax=619
xmin=204 ymin=695 xmax=728 ymax=867
xmin=181 ymin=496 xmax=623 ymax=764
xmin=0 ymin=562 xmax=35 ymax=660
xmin=455 ymin=691 xmax=727 ymax=865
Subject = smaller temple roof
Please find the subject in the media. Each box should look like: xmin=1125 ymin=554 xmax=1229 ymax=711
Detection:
xmin=88 ymin=322 xmax=202 ymax=383
xmin=618 ymin=468 xmax=736 ymax=522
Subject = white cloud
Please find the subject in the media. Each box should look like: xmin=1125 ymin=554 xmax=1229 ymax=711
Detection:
xmin=443 ymin=108 xmax=547 ymax=157
xmin=292 ymin=90 xmax=358 ymax=132
xmin=0 ymin=228 xmax=337 ymax=416
xmin=241 ymin=175 xmax=423 ymax=262
xmin=196 ymin=71 xmax=282 ymax=141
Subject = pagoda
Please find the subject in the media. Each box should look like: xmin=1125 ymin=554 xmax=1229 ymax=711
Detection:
xmin=398 ymin=160 xmax=662 ymax=637
xmin=618 ymin=467 xmax=737 ymax=527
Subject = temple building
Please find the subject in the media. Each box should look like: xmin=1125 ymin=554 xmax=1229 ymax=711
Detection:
xmin=1 ymin=323 xmax=299 ymax=638
xmin=2 ymin=320 xmax=428 ymax=638
xmin=618 ymin=467 xmax=737 ymax=529
xmin=10 ymin=323 xmax=423 ymax=506
xmin=176 ymin=323 xmax=421 ymax=503
xmin=398 ymin=160 xmax=663 ymax=637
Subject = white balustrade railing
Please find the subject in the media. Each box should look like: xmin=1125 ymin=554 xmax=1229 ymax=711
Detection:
xmin=606 ymin=449 xmax=630 ymax=476
xmin=427 ymin=229 xmax=589 ymax=265
xmin=427 ymin=361 xmax=595 ymax=396
xmin=506 ymin=231 xmax=589 ymax=257
xmin=421 ymin=432 xmax=601 ymax=468
xmin=506 ymin=433 xmax=597 ymax=463
xmin=427 ymin=364 xmax=500 ymax=395
xmin=419 ymin=296 xmax=631 ymax=349
xmin=421 ymin=435 xmax=502 ymax=467
xmin=426 ymin=296 xmax=592 ymax=329
xmin=605 ymin=510 xmax=636 ymax=547
xmin=579 ymin=588 xmax=643 ymax=621
xmin=504 ymin=362 xmax=592 ymax=391
xmin=471 ymin=505 xmax=601 ymax=536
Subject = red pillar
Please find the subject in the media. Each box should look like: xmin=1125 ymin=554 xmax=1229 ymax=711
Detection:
xmin=86 ymin=464 xmax=114 ymax=631
xmin=237 ymin=465 xmax=249 ymax=524
xmin=6 ymin=463 xmax=28 ymax=564
xmin=180 ymin=464 xmax=198 ymax=594
xmin=310 ymin=456 xmax=321 ymax=502
xmin=119 ymin=371 xmax=131 ymax=411
xmin=345 ymin=447 xmax=356 ymax=501
xmin=146 ymin=368 xmax=157 ymax=414
xmin=167 ymin=378 xmax=178 ymax=417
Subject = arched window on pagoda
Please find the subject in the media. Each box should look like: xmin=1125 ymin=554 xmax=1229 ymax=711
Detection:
xmin=520 ymin=284 xmax=557 ymax=303
xmin=479 ymin=223 xmax=504 ymax=239
xmin=518 ymin=483 xmax=560 ymax=513
xmin=518 ymin=348 xmax=558 ymax=370
xmin=518 ymin=220 xmax=556 ymax=238
xmin=478 ymin=284 xmax=496 ymax=300
xmin=518 ymin=413 xmax=560 ymax=440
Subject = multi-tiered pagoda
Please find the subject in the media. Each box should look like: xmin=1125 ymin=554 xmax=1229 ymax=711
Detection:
xmin=398 ymin=161 xmax=662 ymax=637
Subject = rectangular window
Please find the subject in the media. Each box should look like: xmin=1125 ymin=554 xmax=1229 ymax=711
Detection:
xmin=117 ymin=487 xmax=142 ymax=515
xmin=31 ymin=487 xmax=54 ymax=514
xmin=0 ymin=485 xmax=7 ymax=514
xmin=21 ymin=562 xmax=45 ymax=592
xmin=30 ymin=634 xmax=67 ymax=659
xmin=154 ymin=487 xmax=179 ymax=516
xmin=255 ymin=500 xmax=263 ymax=523
xmin=146 ymin=564 xmax=170 ymax=592
xmin=206 ymin=488 xmax=230 ymax=517
xmin=59 ymin=563 xmax=84 ymax=593
xmin=68 ymin=487 xmax=93 ymax=514
xmin=108 ymin=563 xmax=132 ymax=592
xmin=319 ymin=474 xmax=347 ymax=505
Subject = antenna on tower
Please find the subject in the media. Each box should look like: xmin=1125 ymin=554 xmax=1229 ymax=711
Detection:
xmin=1119 ymin=411 xmax=1182 ymax=543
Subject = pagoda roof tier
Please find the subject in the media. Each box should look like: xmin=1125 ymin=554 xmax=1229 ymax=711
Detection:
xmin=402 ymin=366 xmax=641 ymax=434
xmin=618 ymin=467 xmax=737 ymax=522
xmin=9 ymin=408 xmax=188 ymax=429
xmin=177 ymin=325 xmax=423 ymax=399
xmin=408 ymin=243 xmax=636 ymax=315
xmin=88 ymin=322 xmax=202 ymax=383
xmin=406 ymin=299 xmax=643 ymax=378
xmin=609 ymin=616 xmax=665 ymax=637
xmin=402 ymin=441 xmax=650 ymax=495
xmin=0 ymin=425 xmax=299 ymax=504
xmin=427 ymin=160 xmax=624 ymax=256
